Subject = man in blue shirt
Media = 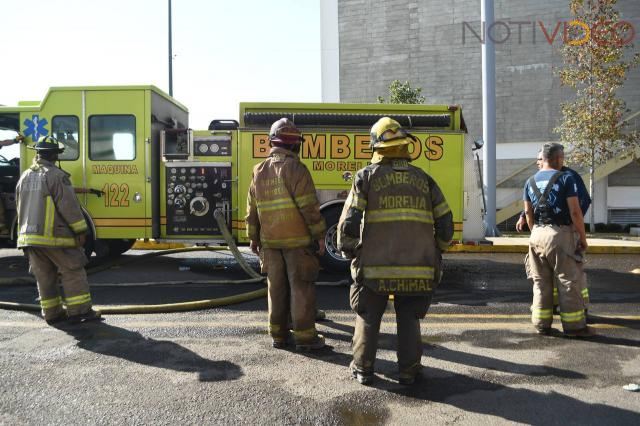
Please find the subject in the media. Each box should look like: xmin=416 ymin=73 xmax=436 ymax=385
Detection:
xmin=523 ymin=142 xmax=593 ymax=337
xmin=518 ymin=148 xmax=592 ymax=314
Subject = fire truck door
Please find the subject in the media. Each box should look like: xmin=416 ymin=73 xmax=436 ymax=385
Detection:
xmin=83 ymin=90 xmax=148 ymax=239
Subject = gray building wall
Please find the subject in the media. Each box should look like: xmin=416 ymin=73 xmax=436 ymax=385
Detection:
xmin=338 ymin=0 xmax=640 ymax=145
xmin=337 ymin=0 xmax=640 ymax=223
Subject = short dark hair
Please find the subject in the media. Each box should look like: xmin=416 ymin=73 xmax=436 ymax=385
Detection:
xmin=541 ymin=142 xmax=564 ymax=161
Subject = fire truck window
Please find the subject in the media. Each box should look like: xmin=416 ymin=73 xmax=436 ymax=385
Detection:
xmin=89 ymin=115 xmax=136 ymax=161
xmin=52 ymin=116 xmax=79 ymax=161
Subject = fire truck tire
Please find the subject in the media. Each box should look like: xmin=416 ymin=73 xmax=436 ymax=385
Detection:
xmin=105 ymin=239 xmax=136 ymax=257
xmin=320 ymin=206 xmax=350 ymax=274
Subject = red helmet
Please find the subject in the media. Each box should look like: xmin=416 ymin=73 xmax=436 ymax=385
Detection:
xmin=269 ymin=118 xmax=303 ymax=145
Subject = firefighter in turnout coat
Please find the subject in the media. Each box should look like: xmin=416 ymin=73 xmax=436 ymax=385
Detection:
xmin=337 ymin=117 xmax=454 ymax=385
xmin=246 ymin=118 xmax=327 ymax=351
xmin=16 ymin=136 xmax=101 ymax=325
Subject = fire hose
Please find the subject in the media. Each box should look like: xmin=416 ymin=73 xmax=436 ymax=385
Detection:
xmin=0 ymin=209 xmax=268 ymax=314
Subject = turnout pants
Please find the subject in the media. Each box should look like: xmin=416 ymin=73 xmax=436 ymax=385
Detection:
xmin=262 ymin=247 xmax=320 ymax=344
xmin=350 ymin=284 xmax=431 ymax=375
xmin=553 ymin=230 xmax=590 ymax=307
xmin=528 ymin=225 xmax=586 ymax=332
xmin=25 ymin=247 xmax=93 ymax=320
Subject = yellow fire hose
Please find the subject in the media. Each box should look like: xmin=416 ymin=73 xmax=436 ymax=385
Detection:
xmin=0 ymin=210 xmax=267 ymax=314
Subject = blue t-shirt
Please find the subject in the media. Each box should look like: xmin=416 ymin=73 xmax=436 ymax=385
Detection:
xmin=563 ymin=167 xmax=592 ymax=216
xmin=524 ymin=170 xmax=578 ymax=224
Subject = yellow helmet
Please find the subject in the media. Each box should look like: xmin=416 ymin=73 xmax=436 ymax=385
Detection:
xmin=369 ymin=117 xmax=417 ymax=150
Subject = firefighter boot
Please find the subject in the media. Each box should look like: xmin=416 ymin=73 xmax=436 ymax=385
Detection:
xmin=398 ymin=363 xmax=424 ymax=385
xmin=45 ymin=311 xmax=68 ymax=326
xmin=563 ymin=326 xmax=596 ymax=338
xmin=68 ymin=309 xmax=102 ymax=324
xmin=315 ymin=309 xmax=327 ymax=321
xmin=272 ymin=330 xmax=292 ymax=349
xmin=295 ymin=333 xmax=325 ymax=351
xmin=349 ymin=361 xmax=373 ymax=385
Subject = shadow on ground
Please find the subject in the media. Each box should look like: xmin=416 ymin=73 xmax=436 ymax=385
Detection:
xmin=304 ymin=324 xmax=638 ymax=425
xmin=56 ymin=320 xmax=243 ymax=382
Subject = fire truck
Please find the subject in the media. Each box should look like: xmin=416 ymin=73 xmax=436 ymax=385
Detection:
xmin=0 ymin=85 xmax=477 ymax=271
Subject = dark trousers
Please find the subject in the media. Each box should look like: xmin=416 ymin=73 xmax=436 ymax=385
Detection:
xmin=350 ymin=284 xmax=431 ymax=374
xmin=263 ymin=247 xmax=319 ymax=344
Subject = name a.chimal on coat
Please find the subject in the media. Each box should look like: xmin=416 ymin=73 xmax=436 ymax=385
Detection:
xmin=375 ymin=279 xmax=433 ymax=293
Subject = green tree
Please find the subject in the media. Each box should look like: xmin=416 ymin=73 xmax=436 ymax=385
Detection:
xmin=554 ymin=0 xmax=640 ymax=232
xmin=377 ymin=80 xmax=425 ymax=104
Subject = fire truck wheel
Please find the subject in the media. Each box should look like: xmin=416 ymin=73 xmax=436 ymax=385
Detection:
xmin=320 ymin=206 xmax=350 ymax=274
xmin=106 ymin=239 xmax=136 ymax=257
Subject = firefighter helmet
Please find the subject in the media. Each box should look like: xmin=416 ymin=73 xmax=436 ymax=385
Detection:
xmin=370 ymin=117 xmax=417 ymax=149
xmin=31 ymin=135 xmax=65 ymax=152
xmin=269 ymin=118 xmax=303 ymax=145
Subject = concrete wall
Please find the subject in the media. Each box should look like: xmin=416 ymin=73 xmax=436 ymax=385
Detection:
xmin=335 ymin=0 xmax=640 ymax=223
xmin=338 ymin=0 xmax=640 ymax=143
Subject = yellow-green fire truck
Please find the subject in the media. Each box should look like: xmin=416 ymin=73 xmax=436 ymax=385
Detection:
xmin=0 ymin=85 xmax=469 ymax=271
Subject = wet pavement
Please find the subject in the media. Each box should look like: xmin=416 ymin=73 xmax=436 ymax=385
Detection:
xmin=0 ymin=248 xmax=639 ymax=425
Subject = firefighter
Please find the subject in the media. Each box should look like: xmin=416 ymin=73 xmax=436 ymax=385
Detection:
xmin=523 ymin=142 xmax=593 ymax=337
xmin=16 ymin=135 xmax=101 ymax=325
xmin=0 ymin=135 xmax=23 ymax=235
xmin=337 ymin=117 xmax=453 ymax=385
xmin=246 ymin=118 xmax=326 ymax=351
xmin=518 ymin=149 xmax=592 ymax=318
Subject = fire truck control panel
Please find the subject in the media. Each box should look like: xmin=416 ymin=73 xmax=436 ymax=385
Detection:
xmin=164 ymin=163 xmax=232 ymax=235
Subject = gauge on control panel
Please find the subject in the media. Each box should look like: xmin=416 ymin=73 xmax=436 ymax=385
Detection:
xmin=193 ymin=135 xmax=231 ymax=157
xmin=174 ymin=198 xmax=186 ymax=209
xmin=190 ymin=196 xmax=210 ymax=217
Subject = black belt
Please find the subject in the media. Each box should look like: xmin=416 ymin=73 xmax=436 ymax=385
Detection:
xmin=535 ymin=221 xmax=570 ymax=226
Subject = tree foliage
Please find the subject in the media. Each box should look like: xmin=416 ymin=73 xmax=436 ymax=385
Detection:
xmin=554 ymin=0 xmax=640 ymax=166
xmin=377 ymin=80 xmax=425 ymax=104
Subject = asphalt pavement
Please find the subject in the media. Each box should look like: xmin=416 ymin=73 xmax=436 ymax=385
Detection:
xmin=0 ymin=248 xmax=639 ymax=425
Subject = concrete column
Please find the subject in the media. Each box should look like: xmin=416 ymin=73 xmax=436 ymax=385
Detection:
xmin=320 ymin=0 xmax=340 ymax=102
xmin=481 ymin=0 xmax=499 ymax=236
xmin=594 ymin=176 xmax=608 ymax=223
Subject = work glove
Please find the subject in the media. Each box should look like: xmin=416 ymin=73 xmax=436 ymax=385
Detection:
xmin=76 ymin=234 xmax=87 ymax=248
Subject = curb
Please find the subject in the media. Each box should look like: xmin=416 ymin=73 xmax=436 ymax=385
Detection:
xmin=132 ymin=241 xmax=187 ymax=250
xmin=448 ymin=244 xmax=640 ymax=254
xmin=131 ymin=240 xmax=640 ymax=255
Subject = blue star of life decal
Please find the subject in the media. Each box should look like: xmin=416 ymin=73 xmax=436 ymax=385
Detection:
xmin=23 ymin=114 xmax=49 ymax=141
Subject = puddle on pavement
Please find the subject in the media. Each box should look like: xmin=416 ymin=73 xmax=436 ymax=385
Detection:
xmin=336 ymin=405 xmax=389 ymax=426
